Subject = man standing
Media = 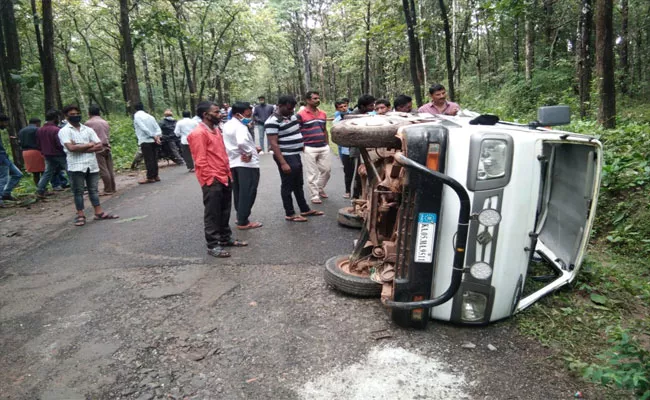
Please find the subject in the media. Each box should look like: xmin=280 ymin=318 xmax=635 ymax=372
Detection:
xmin=133 ymin=102 xmax=162 ymax=184
xmin=58 ymin=105 xmax=118 ymax=226
xmin=174 ymin=110 xmax=198 ymax=171
xmin=223 ymin=102 xmax=263 ymax=230
xmin=351 ymin=94 xmax=376 ymax=115
xmin=375 ymin=99 xmax=391 ymax=115
xmin=0 ymin=114 xmax=23 ymax=205
xmin=418 ymin=84 xmax=460 ymax=116
xmin=85 ymin=105 xmax=116 ymax=195
xmin=159 ymin=109 xmax=184 ymax=165
xmin=252 ymin=96 xmax=274 ymax=153
xmin=265 ymin=95 xmax=323 ymax=222
xmin=18 ymin=117 xmax=44 ymax=186
xmin=36 ymin=110 xmax=68 ymax=197
xmin=394 ymin=95 xmax=414 ymax=113
xmin=187 ymin=101 xmax=247 ymax=258
xmin=297 ymin=91 xmax=331 ymax=204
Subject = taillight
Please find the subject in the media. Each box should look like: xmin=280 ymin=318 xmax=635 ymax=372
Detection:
xmin=426 ymin=143 xmax=440 ymax=171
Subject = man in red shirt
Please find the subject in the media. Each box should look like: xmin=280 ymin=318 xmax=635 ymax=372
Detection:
xmin=297 ymin=91 xmax=331 ymax=204
xmin=187 ymin=101 xmax=247 ymax=258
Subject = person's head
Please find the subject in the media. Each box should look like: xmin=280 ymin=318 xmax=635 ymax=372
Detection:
xmin=429 ymin=84 xmax=447 ymax=105
xmin=45 ymin=109 xmax=60 ymax=124
xmin=29 ymin=117 xmax=42 ymax=127
xmin=335 ymin=100 xmax=349 ymax=113
xmin=0 ymin=114 xmax=9 ymax=129
xmin=232 ymin=102 xmax=252 ymax=120
xmin=304 ymin=91 xmax=320 ymax=108
xmin=375 ymin=99 xmax=391 ymax=115
xmin=357 ymin=94 xmax=376 ymax=114
xmin=196 ymin=101 xmax=221 ymax=126
xmin=88 ymin=105 xmax=101 ymax=117
xmin=258 ymin=96 xmax=266 ymax=105
xmin=134 ymin=102 xmax=145 ymax=111
xmin=62 ymin=104 xmax=82 ymax=126
xmin=222 ymin=103 xmax=230 ymax=110
xmin=276 ymin=95 xmax=297 ymax=117
xmin=341 ymin=97 xmax=350 ymax=104
xmin=163 ymin=109 xmax=173 ymax=117
xmin=394 ymin=94 xmax=413 ymax=112
xmin=182 ymin=110 xmax=191 ymax=118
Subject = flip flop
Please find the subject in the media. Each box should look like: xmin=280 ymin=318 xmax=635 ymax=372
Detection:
xmin=301 ymin=210 xmax=325 ymax=217
xmin=236 ymin=222 xmax=263 ymax=230
xmin=285 ymin=215 xmax=308 ymax=222
xmin=94 ymin=212 xmax=119 ymax=220
xmin=74 ymin=215 xmax=86 ymax=226
xmin=311 ymin=198 xmax=322 ymax=204
xmin=207 ymin=247 xmax=231 ymax=258
xmin=218 ymin=239 xmax=248 ymax=247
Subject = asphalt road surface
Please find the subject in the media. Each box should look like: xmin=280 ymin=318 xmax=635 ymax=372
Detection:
xmin=0 ymin=154 xmax=610 ymax=399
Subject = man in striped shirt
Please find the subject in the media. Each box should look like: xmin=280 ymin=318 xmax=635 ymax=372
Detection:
xmin=265 ymin=95 xmax=323 ymax=222
xmin=296 ymin=91 xmax=331 ymax=204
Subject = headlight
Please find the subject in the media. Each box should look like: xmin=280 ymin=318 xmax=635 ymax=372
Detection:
xmin=477 ymin=139 xmax=508 ymax=180
xmin=461 ymin=291 xmax=488 ymax=322
xmin=477 ymin=209 xmax=501 ymax=226
xmin=469 ymin=262 xmax=493 ymax=280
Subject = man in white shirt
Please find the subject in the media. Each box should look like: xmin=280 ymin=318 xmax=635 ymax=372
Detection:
xmin=174 ymin=110 xmax=198 ymax=171
xmin=133 ymin=102 xmax=162 ymax=183
xmin=222 ymin=102 xmax=262 ymax=230
xmin=58 ymin=104 xmax=118 ymax=226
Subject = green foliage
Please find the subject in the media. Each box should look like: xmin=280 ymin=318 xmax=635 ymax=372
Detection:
xmin=106 ymin=116 xmax=139 ymax=170
xmin=569 ymin=328 xmax=650 ymax=399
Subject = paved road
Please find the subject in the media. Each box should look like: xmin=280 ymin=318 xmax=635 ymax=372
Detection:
xmin=0 ymin=154 xmax=607 ymax=399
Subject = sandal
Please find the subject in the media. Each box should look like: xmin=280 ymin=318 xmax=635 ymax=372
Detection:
xmin=301 ymin=210 xmax=325 ymax=217
xmin=319 ymin=191 xmax=328 ymax=198
xmin=218 ymin=239 xmax=248 ymax=247
xmin=207 ymin=247 xmax=231 ymax=258
xmin=311 ymin=198 xmax=322 ymax=204
xmin=74 ymin=215 xmax=86 ymax=227
xmin=94 ymin=212 xmax=119 ymax=220
xmin=236 ymin=222 xmax=263 ymax=230
xmin=285 ymin=215 xmax=308 ymax=222
xmin=343 ymin=193 xmax=351 ymax=199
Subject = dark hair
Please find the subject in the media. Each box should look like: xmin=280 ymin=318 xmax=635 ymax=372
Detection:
xmin=231 ymin=102 xmax=251 ymax=115
xmin=182 ymin=110 xmax=191 ymax=118
xmin=429 ymin=84 xmax=446 ymax=94
xmin=341 ymin=97 xmax=350 ymax=104
xmin=0 ymin=114 xmax=8 ymax=122
xmin=88 ymin=105 xmax=101 ymax=116
xmin=376 ymin=99 xmax=391 ymax=108
xmin=62 ymin=104 xmax=81 ymax=115
xmin=357 ymin=94 xmax=376 ymax=108
xmin=29 ymin=117 xmax=41 ymax=124
xmin=258 ymin=96 xmax=265 ymax=100
xmin=134 ymin=102 xmax=144 ymax=111
xmin=196 ymin=101 xmax=215 ymax=119
xmin=335 ymin=100 xmax=347 ymax=107
xmin=277 ymin=95 xmax=297 ymax=106
xmin=394 ymin=94 xmax=412 ymax=109
xmin=305 ymin=91 xmax=320 ymax=100
xmin=45 ymin=109 xmax=59 ymax=121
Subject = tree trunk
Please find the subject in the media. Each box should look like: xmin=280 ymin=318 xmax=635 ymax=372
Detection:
xmin=158 ymin=42 xmax=170 ymax=106
xmin=63 ymin=49 xmax=87 ymax=113
xmin=169 ymin=45 xmax=180 ymax=112
xmin=119 ymin=0 xmax=141 ymax=114
xmin=403 ymin=0 xmax=424 ymax=105
xmin=140 ymin=45 xmax=155 ymax=112
xmin=363 ymin=1 xmax=371 ymax=94
xmin=577 ymin=0 xmax=593 ymax=119
xmin=0 ymin=0 xmax=26 ymax=167
xmin=513 ymin=12 xmax=520 ymax=74
xmin=40 ymin=0 xmax=61 ymax=112
xmin=178 ymin=37 xmax=197 ymax=113
xmin=619 ymin=0 xmax=629 ymax=94
xmin=525 ymin=0 xmax=537 ymax=81
xmin=595 ymin=0 xmax=615 ymax=128
xmin=72 ymin=16 xmax=107 ymax=113
xmin=438 ymin=0 xmax=455 ymax=101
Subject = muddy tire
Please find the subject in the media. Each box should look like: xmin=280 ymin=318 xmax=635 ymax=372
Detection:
xmin=332 ymin=113 xmax=432 ymax=148
xmin=337 ymin=207 xmax=363 ymax=229
xmin=324 ymin=255 xmax=382 ymax=297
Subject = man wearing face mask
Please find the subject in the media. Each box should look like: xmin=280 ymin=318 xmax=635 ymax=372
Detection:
xmin=58 ymin=105 xmax=118 ymax=226
xmin=296 ymin=91 xmax=331 ymax=204
xmin=222 ymin=102 xmax=263 ymax=230
xmin=187 ymin=101 xmax=247 ymax=258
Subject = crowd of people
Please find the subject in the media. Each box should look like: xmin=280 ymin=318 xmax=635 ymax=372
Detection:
xmin=0 ymin=83 xmax=459 ymax=257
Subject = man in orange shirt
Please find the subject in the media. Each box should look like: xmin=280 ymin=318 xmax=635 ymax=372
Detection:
xmin=187 ymin=101 xmax=248 ymax=258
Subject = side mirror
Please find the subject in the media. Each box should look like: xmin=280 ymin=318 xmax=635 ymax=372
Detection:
xmin=530 ymin=106 xmax=571 ymax=128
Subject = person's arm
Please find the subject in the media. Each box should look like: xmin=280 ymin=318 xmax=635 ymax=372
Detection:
xmin=267 ymin=134 xmax=290 ymax=174
xmin=59 ymin=129 xmax=93 ymax=153
xmin=236 ymin=124 xmax=255 ymax=155
xmin=174 ymin=121 xmax=182 ymax=137
xmin=133 ymin=113 xmax=151 ymax=137
xmin=322 ymin=118 xmax=329 ymax=146
xmin=188 ymin=131 xmax=209 ymax=175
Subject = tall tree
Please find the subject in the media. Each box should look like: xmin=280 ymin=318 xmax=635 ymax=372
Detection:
xmin=524 ymin=0 xmax=537 ymax=81
xmin=119 ymin=0 xmax=141 ymax=113
xmin=618 ymin=0 xmax=629 ymax=94
xmin=40 ymin=0 xmax=61 ymax=112
xmin=577 ymin=0 xmax=593 ymax=119
xmin=595 ymin=0 xmax=615 ymax=128
xmin=363 ymin=0 xmax=371 ymax=94
xmin=438 ymin=0 xmax=456 ymax=101
xmin=403 ymin=0 xmax=424 ymax=106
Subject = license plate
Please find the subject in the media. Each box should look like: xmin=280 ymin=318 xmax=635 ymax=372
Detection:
xmin=414 ymin=213 xmax=437 ymax=263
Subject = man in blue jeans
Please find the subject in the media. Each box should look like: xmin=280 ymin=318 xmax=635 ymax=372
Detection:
xmin=252 ymin=96 xmax=274 ymax=153
xmin=36 ymin=109 xmax=68 ymax=197
xmin=0 ymin=114 xmax=23 ymax=206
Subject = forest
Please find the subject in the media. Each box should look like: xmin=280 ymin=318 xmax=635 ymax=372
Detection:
xmin=0 ymin=0 xmax=649 ymax=397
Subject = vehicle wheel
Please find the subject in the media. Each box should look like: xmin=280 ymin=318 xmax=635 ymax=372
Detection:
xmin=331 ymin=115 xmax=412 ymax=148
xmin=337 ymin=206 xmax=363 ymax=229
xmin=324 ymin=255 xmax=382 ymax=297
